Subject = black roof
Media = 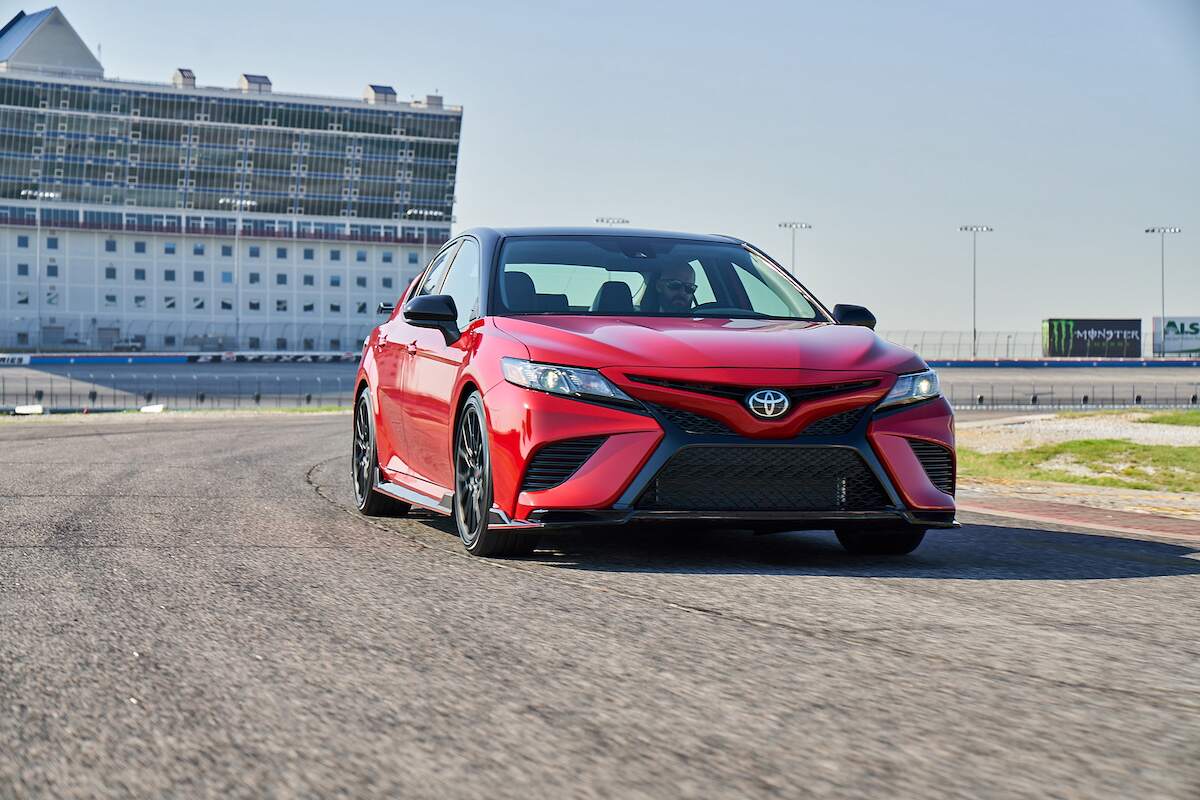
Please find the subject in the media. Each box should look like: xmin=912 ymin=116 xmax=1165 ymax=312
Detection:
xmin=463 ymin=226 xmax=743 ymax=244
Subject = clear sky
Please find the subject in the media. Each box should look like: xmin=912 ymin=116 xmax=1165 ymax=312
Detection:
xmin=41 ymin=0 xmax=1200 ymax=332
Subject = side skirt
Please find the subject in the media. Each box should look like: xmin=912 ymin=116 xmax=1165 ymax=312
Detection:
xmin=375 ymin=481 xmax=530 ymax=529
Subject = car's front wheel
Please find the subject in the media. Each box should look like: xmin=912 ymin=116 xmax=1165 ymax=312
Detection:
xmin=835 ymin=526 xmax=926 ymax=555
xmin=352 ymin=392 xmax=411 ymax=517
xmin=454 ymin=391 xmax=539 ymax=558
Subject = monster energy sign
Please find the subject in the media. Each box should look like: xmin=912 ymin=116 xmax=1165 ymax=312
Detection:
xmin=1042 ymin=319 xmax=1142 ymax=358
xmin=1154 ymin=317 xmax=1200 ymax=355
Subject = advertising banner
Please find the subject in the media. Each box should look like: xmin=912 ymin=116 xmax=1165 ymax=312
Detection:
xmin=1153 ymin=317 xmax=1200 ymax=355
xmin=0 ymin=354 xmax=31 ymax=366
xmin=1042 ymin=319 xmax=1142 ymax=358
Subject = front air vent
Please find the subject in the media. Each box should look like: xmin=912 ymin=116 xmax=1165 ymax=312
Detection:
xmin=521 ymin=437 xmax=607 ymax=492
xmin=799 ymin=407 xmax=865 ymax=436
xmin=909 ymin=439 xmax=955 ymax=495
xmin=627 ymin=375 xmax=879 ymax=406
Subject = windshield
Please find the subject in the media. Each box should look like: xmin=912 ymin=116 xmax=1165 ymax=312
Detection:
xmin=495 ymin=236 xmax=825 ymax=320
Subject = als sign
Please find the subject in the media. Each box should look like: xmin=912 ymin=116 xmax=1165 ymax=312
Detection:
xmin=1042 ymin=319 xmax=1142 ymax=358
xmin=1154 ymin=317 xmax=1200 ymax=355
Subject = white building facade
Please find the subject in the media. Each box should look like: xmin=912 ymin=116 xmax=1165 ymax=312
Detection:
xmin=0 ymin=7 xmax=462 ymax=351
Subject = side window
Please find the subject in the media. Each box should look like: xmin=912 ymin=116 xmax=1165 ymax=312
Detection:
xmin=730 ymin=262 xmax=798 ymax=317
xmin=439 ymin=239 xmax=481 ymax=328
xmin=414 ymin=242 xmax=459 ymax=299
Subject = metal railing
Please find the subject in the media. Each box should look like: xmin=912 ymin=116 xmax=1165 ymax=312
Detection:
xmin=945 ymin=381 xmax=1200 ymax=410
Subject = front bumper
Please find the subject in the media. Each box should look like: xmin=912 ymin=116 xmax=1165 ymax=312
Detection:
xmin=484 ymin=381 xmax=956 ymax=530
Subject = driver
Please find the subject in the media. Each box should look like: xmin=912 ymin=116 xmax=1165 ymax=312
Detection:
xmin=649 ymin=262 xmax=698 ymax=313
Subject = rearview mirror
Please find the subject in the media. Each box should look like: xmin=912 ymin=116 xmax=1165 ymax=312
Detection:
xmin=403 ymin=294 xmax=460 ymax=344
xmin=832 ymin=304 xmax=876 ymax=329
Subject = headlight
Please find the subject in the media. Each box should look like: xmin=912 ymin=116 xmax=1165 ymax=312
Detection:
xmin=501 ymin=358 xmax=634 ymax=404
xmin=878 ymin=369 xmax=940 ymax=410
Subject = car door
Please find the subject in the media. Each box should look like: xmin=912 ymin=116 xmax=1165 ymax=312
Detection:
xmin=375 ymin=243 xmax=458 ymax=474
xmin=401 ymin=237 xmax=483 ymax=489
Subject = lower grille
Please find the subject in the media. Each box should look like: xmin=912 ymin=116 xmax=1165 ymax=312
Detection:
xmin=645 ymin=403 xmax=733 ymax=435
xmin=909 ymin=440 xmax=955 ymax=495
xmin=521 ymin=437 xmax=607 ymax=492
xmin=637 ymin=446 xmax=890 ymax=511
xmin=800 ymin=407 xmax=865 ymax=436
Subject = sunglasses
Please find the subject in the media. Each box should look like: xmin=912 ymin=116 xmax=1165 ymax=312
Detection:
xmin=659 ymin=279 xmax=698 ymax=294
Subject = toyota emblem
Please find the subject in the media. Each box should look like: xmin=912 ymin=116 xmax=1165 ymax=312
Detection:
xmin=746 ymin=389 xmax=790 ymax=419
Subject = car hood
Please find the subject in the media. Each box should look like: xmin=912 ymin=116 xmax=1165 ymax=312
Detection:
xmin=492 ymin=316 xmax=925 ymax=374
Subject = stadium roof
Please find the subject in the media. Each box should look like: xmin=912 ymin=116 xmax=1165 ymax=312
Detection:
xmin=0 ymin=7 xmax=103 ymax=78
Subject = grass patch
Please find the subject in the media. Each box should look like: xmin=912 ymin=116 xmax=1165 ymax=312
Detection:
xmin=959 ymin=439 xmax=1200 ymax=493
xmin=1137 ymin=410 xmax=1200 ymax=427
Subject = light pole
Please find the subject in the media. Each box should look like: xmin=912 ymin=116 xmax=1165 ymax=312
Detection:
xmin=959 ymin=225 xmax=993 ymax=360
xmin=20 ymin=188 xmax=60 ymax=352
xmin=219 ymin=197 xmax=257 ymax=350
xmin=595 ymin=217 xmax=629 ymax=227
xmin=1145 ymin=227 xmax=1182 ymax=357
xmin=777 ymin=222 xmax=811 ymax=274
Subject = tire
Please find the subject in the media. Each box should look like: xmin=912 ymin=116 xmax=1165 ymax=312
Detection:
xmin=454 ymin=391 xmax=540 ymax=558
xmin=352 ymin=391 xmax=411 ymax=517
xmin=835 ymin=526 xmax=926 ymax=555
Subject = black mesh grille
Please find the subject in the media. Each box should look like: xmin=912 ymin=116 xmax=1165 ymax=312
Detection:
xmin=628 ymin=375 xmax=879 ymax=405
xmin=909 ymin=440 xmax=955 ymax=495
xmin=521 ymin=437 xmax=607 ymax=492
xmin=645 ymin=403 xmax=734 ymax=435
xmin=637 ymin=446 xmax=890 ymax=511
xmin=800 ymin=407 xmax=865 ymax=436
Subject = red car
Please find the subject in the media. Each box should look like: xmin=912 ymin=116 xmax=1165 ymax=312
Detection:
xmin=353 ymin=228 xmax=955 ymax=557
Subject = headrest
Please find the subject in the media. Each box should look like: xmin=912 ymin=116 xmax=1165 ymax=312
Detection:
xmin=503 ymin=272 xmax=537 ymax=312
xmin=590 ymin=281 xmax=634 ymax=314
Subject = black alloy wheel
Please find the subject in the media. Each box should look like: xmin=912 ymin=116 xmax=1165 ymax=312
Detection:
xmin=352 ymin=392 xmax=411 ymax=517
xmin=454 ymin=391 xmax=538 ymax=557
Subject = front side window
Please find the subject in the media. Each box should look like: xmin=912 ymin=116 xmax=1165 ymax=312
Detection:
xmin=495 ymin=236 xmax=822 ymax=320
xmin=439 ymin=239 xmax=481 ymax=329
xmin=415 ymin=243 xmax=459 ymax=298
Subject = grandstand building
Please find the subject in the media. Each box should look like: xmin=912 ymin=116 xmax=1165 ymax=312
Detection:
xmin=0 ymin=7 xmax=462 ymax=351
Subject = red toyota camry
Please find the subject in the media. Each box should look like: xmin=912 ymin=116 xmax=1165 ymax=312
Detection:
xmin=353 ymin=228 xmax=955 ymax=557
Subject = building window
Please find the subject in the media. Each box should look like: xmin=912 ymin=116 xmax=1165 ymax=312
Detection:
xmin=276 ymin=299 xmax=288 ymax=312
xmin=164 ymin=242 xmax=176 ymax=255
xmin=134 ymin=268 xmax=146 ymax=281
xmin=105 ymin=239 xmax=117 ymax=253
xmin=249 ymin=299 xmax=261 ymax=311
xmin=16 ymin=291 xmax=29 ymax=305
xmin=164 ymin=296 xmax=176 ymax=309
xmin=16 ymin=332 xmax=28 ymax=344
xmin=46 ymin=237 xmax=58 ymax=250
xmin=17 ymin=235 xmax=28 ymax=248
xmin=220 ymin=298 xmax=233 ymax=310
xmin=135 ymin=241 xmax=146 ymax=254
xmin=382 ymin=251 xmax=394 ymax=264
xmin=330 ymin=302 xmax=341 ymax=313
xmin=104 ymin=294 xmax=117 ymax=307
xmin=382 ymin=276 xmax=393 ymax=289
xmin=164 ymin=335 xmax=176 ymax=347
xmin=276 ymin=273 xmax=287 ymax=286
xmin=249 ymin=272 xmax=260 ymax=284
xmin=329 ymin=338 xmax=341 ymax=350
xmin=356 ymin=250 xmax=367 ymax=263
xmin=221 ymin=271 xmax=233 ymax=284
xmin=276 ymin=247 xmax=287 ymax=259
xmin=104 ymin=266 xmax=116 ymax=280
xmin=133 ymin=295 xmax=146 ymax=309
xmin=222 ymin=245 xmax=233 ymax=257
xmin=355 ymin=275 xmax=367 ymax=288
xmin=193 ymin=297 xmax=205 ymax=310
xmin=16 ymin=263 xmax=29 ymax=276
xmin=303 ymin=248 xmax=314 ymax=260
xmin=330 ymin=249 xmax=341 ymax=262
xmin=163 ymin=269 xmax=176 ymax=282
xmin=408 ymin=252 xmax=419 ymax=264
xmin=249 ymin=246 xmax=260 ymax=258
xmin=356 ymin=302 xmax=368 ymax=314
xmin=303 ymin=302 xmax=315 ymax=312
xmin=193 ymin=243 xmax=205 ymax=256
xmin=248 ymin=337 xmax=261 ymax=350
xmin=302 ymin=274 xmax=314 ymax=286
xmin=329 ymin=274 xmax=341 ymax=287
xmin=47 ymin=263 xmax=58 ymax=277
xmin=303 ymin=338 xmax=315 ymax=351
xmin=192 ymin=270 xmax=205 ymax=283
xmin=275 ymin=338 xmax=288 ymax=351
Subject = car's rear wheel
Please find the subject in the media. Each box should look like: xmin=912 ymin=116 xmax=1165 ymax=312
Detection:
xmin=352 ymin=392 xmax=411 ymax=517
xmin=835 ymin=526 xmax=926 ymax=555
xmin=454 ymin=391 xmax=539 ymax=558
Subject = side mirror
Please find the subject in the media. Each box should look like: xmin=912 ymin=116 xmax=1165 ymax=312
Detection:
xmin=403 ymin=294 xmax=460 ymax=344
xmin=832 ymin=304 xmax=876 ymax=330
xmin=377 ymin=302 xmax=395 ymax=316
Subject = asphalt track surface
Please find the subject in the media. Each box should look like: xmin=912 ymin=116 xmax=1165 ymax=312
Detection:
xmin=2 ymin=412 xmax=1198 ymax=798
